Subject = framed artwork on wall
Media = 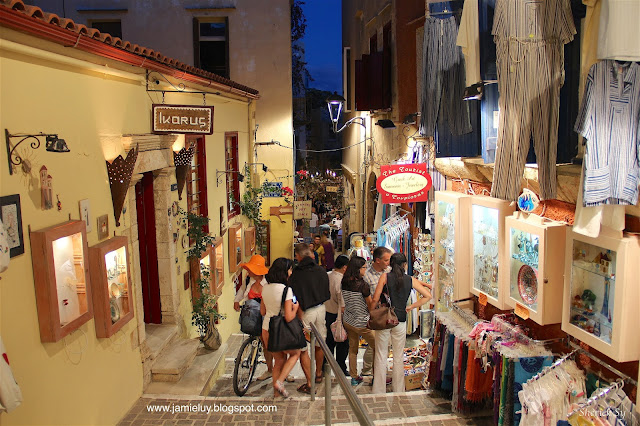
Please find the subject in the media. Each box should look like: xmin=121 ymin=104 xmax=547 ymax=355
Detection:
xmin=79 ymin=199 xmax=92 ymax=232
xmin=0 ymin=194 xmax=24 ymax=257
xmin=97 ymin=215 xmax=109 ymax=240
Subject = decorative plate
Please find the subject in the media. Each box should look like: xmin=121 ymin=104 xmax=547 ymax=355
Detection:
xmin=110 ymin=299 xmax=121 ymax=324
xmin=110 ymin=283 xmax=121 ymax=298
xmin=517 ymin=264 xmax=538 ymax=305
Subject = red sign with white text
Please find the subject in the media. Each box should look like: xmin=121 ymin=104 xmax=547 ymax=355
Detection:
xmin=376 ymin=164 xmax=432 ymax=204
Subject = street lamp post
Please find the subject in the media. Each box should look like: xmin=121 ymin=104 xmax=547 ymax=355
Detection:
xmin=326 ymin=92 xmax=368 ymax=234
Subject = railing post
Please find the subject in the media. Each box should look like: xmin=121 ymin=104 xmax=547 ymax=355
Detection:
xmin=324 ymin=360 xmax=331 ymax=425
xmin=310 ymin=331 xmax=316 ymax=401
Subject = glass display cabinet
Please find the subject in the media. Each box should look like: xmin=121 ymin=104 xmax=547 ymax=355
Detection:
xmin=212 ymin=238 xmax=224 ymax=296
xmin=434 ymin=191 xmax=471 ymax=311
xmin=244 ymin=226 xmax=256 ymax=256
xmin=228 ymin=223 xmax=242 ymax=273
xmin=562 ymin=227 xmax=640 ymax=362
xmin=258 ymin=221 xmax=270 ymax=266
xmin=504 ymin=212 xmax=566 ymax=324
xmin=191 ymin=244 xmax=213 ymax=302
xmin=89 ymin=236 xmax=134 ymax=338
xmin=30 ymin=220 xmax=93 ymax=342
xmin=469 ymin=195 xmax=515 ymax=309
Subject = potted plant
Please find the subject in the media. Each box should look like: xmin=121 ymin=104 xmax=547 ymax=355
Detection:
xmin=181 ymin=208 xmax=225 ymax=350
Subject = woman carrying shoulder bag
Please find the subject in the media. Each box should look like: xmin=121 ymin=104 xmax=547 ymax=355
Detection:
xmin=260 ymin=258 xmax=302 ymax=398
xmin=369 ymin=253 xmax=432 ymax=394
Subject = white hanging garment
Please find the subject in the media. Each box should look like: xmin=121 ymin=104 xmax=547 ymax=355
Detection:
xmin=0 ymin=336 xmax=22 ymax=413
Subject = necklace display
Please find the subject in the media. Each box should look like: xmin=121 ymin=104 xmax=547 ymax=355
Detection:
xmin=473 ymin=218 xmax=499 ymax=298
xmin=436 ymin=202 xmax=456 ymax=308
xmin=413 ymin=232 xmax=434 ymax=291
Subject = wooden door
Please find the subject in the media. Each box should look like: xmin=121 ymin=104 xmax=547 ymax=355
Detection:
xmin=135 ymin=172 xmax=162 ymax=324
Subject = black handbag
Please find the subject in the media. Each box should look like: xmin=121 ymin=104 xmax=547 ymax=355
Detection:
xmin=267 ymin=285 xmax=307 ymax=352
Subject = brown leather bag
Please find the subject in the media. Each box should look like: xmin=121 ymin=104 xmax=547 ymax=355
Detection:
xmin=367 ymin=293 xmax=399 ymax=330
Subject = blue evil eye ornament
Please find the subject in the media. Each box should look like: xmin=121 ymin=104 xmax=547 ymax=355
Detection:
xmin=517 ymin=189 xmax=540 ymax=213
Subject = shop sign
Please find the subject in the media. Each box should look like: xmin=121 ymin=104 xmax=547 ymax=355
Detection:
xmin=152 ymin=104 xmax=214 ymax=134
xmin=326 ymin=186 xmax=339 ymax=193
xmin=294 ymin=200 xmax=312 ymax=219
xmin=376 ymin=163 xmax=432 ymax=203
xmin=262 ymin=182 xmax=283 ymax=197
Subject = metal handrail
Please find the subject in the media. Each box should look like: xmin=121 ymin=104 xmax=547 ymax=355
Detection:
xmin=309 ymin=322 xmax=374 ymax=426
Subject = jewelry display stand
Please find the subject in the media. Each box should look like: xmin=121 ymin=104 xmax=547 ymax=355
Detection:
xmin=89 ymin=236 xmax=134 ymax=338
xmin=562 ymin=227 xmax=640 ymax=362
xmin=434 ymin=191 xmax=471 ymax=310
xmin=504 ymin=212 xmax=566 ymax=324
xmin=30 ymin=220 xmax=93 ymax=342
xmin=468 ymin=195 xmax=515 ymax=309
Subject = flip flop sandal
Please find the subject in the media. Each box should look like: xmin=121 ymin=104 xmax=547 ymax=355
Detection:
xmin=315 ymin=376 xmax=323 ymax=384
xmin=297 ymin=383 xmax=311 ymax=394
xmin=274 ymin=380 xmax=289 ymax=398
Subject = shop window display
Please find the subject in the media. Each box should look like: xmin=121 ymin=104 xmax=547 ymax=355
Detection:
xmin=434 ymin=191 xmax=471 ymax=310
xmin=212 ymin=238 xmax=224 ymax=296
xmin=505 ymin=213 xmax=566 ymax=325
xmin=562 ymin=228 xmax=640 ymax=362
xmin=89 ymin=236 xmax=134 ymax=338
xmin=228 ymin=223 xmax=242 ymax=273
xmin=30 ymin=220 xmax=93 ymax=342
xmin=469 ymin=195 xmax=515 ymax=309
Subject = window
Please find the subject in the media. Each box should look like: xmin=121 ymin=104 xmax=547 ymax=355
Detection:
xmin=193 ymin=18 xmax=229 ymax=79
xmin=225 ymin=132 xmax=240 ymax=219
xmin=186 ymin=135 xmax=209 ymax=233
xmin=89 ymin=20 xmax=122 ymax=38
xmin=343 ymin=47 xmax=352 ymax=112
xmin=355 ymin=23 xmax=392 ymax=111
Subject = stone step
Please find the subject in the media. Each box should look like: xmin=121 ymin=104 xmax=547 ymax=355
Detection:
xmin=145 ymin=323 xmax=179 ymax=361
xmin=151 ymin=338 xmax=201 ymax=382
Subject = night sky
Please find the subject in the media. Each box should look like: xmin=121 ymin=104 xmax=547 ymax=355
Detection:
xmin=301 ymin=0 xmax=342 ymax=94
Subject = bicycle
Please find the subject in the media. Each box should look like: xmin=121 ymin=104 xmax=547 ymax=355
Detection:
xmin=232 ymin=334 xmax=263 ymax=396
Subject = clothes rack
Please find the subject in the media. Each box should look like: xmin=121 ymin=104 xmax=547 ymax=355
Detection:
xmin=569 ymin=341 xmax=639 ymax=387
xmin=568 ymin=379 xmax=626 ymax=417
xmin=527 ymin=348 xmax=580 ymax=383
xmin=451 ymin=298 xmax=482 ymax=327
xmin=491 ymin=313 xmax=566 ymax=347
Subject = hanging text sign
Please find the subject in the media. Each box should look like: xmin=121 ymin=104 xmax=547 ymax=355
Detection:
xmin=376 ymin=163 xmax=432 ymax=204
xmin=294 ymin=200 xmax=312 ymax=219
xmin=152 ymin=104 xmax=214 ymax=134
xmin=326 ymin=186 xmax=339 ymax=193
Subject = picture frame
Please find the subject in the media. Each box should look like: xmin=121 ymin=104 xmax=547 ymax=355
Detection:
xmin=97 ymin=215 xmax=109 ymax=240
xmin=79 ymin=199 xmax=92 ymax=232
xmin=0 ymin=194 xmax=24 ymax=257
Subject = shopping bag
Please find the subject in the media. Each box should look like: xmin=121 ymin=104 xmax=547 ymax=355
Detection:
xmin=330 ymin=310 xmax=348 ymax=342
xmin=367 ymin=293 xmax=399 ymax=330
xmin=267 ymin=286 xmax=307 ymax=352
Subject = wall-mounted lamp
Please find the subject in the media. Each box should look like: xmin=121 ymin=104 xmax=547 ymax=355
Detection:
xmin=375 ymin=119 xmax=396 ymax=129
xmin=106 ymin=145 xmax=138 ymax=227
xmin=5 ymin=129 xmax=71 ymax=175
xmin=462 ymin=80 xmax=497 ymax=101
xmin=402 ymin=113 xmax=419 ymax=125
xmin=173 ymin=143 xmax=195 ymax=200
xmin=215 ymin=169 xmax=244 ymax=187
xmin=246 ymin=162 xmax=268 ymax=173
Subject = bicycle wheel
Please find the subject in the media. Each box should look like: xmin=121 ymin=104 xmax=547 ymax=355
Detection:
xmin=232 ymin=336 xmax=261 ymax=396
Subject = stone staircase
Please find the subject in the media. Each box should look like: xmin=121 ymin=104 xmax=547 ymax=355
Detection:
xmin=143 ymin=324 xmax=226 ymax=396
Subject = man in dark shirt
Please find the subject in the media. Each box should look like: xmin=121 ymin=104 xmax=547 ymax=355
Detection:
xmin=289 ymin=243 xmax=330 ymax=392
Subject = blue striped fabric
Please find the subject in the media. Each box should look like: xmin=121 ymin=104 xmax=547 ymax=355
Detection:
xmin=575 ymin=60 xmax=640 ymax=207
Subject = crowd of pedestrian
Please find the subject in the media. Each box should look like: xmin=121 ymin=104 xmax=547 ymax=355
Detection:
xmin=234 ymin=235 xmax=433 ymax=398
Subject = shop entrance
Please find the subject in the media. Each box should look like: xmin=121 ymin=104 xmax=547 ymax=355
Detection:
xmin=135 ymin=171 xmax=162 ymax=324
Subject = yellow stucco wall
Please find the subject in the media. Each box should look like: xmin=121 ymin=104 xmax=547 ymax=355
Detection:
xmin=0 ymin=30 xmax=253 ymax=424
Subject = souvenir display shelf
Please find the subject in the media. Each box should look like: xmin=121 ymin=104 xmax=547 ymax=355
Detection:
xmin=89 ymin=236 xmax=134 ymax=338
xmin=30 ymin=220 xmax=93 ymax=343
xmin=504 ymin=212 xmax=566 ymax=325
xmin=468 ymin=195 xmax=515 ymax=309
xmin=244 ymin=226 xmax=256 ymax=256
xmin=212 ymin=237 xmax=224 ymax=296
xmin=562 ymin=227 xmax=640 ymax=362
xmin=413 ymin=232 xmax=434 ymax=293
xmin=228 ymin=223 xmax=242 ymax=273
xmin=434 ymin=191 xmax=471 ymax=310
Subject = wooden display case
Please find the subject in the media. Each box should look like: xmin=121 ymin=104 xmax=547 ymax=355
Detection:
xmin=504 ymin=212 xmax=566 ymax=325
xmin=244 ymin=226 xmax=256 ymax=256
xmin=562 ymin=227 xmax=640 ymax=362
xmin=190 ymin=244 xmax=213 ymax=302
xmin=30 ymin=220 xmax=93 ymax=343
xmin=89 ymin=236 xmax=134 ymax=338
xmin=434 ymin=191 xmax=472 ymax=310
xmin=228 ymin=223 xmax=242 ymax=273
xmin=212 ymin=238 xmax=224 ymax=296
xmin=468 ymin=195 xmax=515 ymax=310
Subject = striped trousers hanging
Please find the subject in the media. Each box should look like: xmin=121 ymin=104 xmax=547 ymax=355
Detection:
xmin=490 ymin=38 xmax=566 ymax=201
xmin=419 ymin=16 xmax=472 ymax=138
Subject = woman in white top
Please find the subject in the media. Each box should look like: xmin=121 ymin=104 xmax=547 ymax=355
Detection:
xmin=260 ymin=257 xmax=300 ymax=398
